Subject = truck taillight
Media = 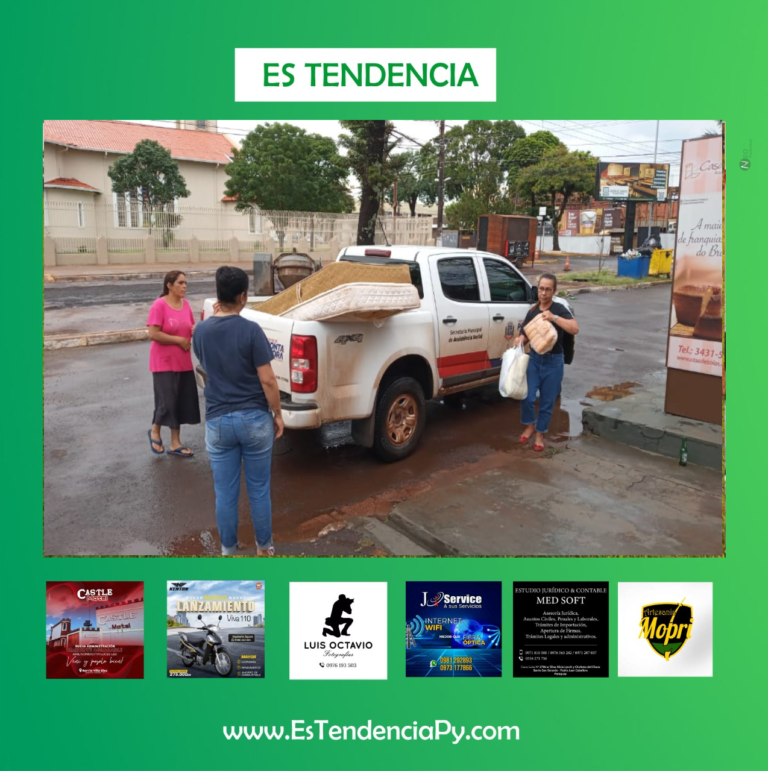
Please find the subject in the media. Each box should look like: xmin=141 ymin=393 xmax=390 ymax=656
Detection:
xmin=364 ymin=249 xmax=391 ymax=257
xmin=290 ymin=335 xmax=318 ymax=393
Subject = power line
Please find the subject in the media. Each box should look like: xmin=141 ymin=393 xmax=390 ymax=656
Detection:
xmin=97 ymin=119 xmax=691 ymax=159
xmin=522 ymin=119 xmax=659 ymax=159
xmin=541 ymin=120 xmax=654 ymax=157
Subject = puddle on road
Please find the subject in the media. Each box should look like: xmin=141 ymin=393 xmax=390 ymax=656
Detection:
xmin=161 ymin=386 xmax=583 ymax=555
xmin=586 ymin=382 xmax=639 ymax=402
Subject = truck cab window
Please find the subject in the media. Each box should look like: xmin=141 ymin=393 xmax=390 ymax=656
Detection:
xmin=437 ymin=257 xmax=480 ymax=303
xmin=483 ymin=258 xmax=528 ymax=302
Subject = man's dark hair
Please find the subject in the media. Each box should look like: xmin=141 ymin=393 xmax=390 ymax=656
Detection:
xmin=216 ymin=266 xmax=249 ymax=304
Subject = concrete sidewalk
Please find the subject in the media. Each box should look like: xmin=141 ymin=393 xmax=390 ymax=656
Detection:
xmin=367 ymin=434 xmax=722 ymax=557
xmin=582 ymin=385 xmax=722 ymax=470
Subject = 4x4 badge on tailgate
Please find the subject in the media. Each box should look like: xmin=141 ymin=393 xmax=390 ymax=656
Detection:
xmin=334 ymin=334 xmax=363 ymax=345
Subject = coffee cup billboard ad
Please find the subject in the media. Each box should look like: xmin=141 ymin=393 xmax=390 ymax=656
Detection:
xmin=667 ymin=135 xmax=723 ymax=377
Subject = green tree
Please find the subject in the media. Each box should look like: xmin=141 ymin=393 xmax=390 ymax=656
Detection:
xmin=108 ymin=139 xmax=190 ymax=244
xmin=385 ymin=150 xmax=435 ymax=217
xmin=438 ymin=120 xmax=525 ymax=200
xmin=445 ymin=191 xmax=514 ymax=231
xmin=424 ymin=120 xmax=524 ymax=231
xmin=505 ymin=131 xmax=564 ymax=213
xmin=224 ymin=123 xmax=354 ymax=213
xmin=338 ymin=120 xmax=400 ymax=245
xmin=516 ymin=148 xmax=599 ymax=251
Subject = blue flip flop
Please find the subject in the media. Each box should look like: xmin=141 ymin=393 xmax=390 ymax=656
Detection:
xmin=167 ymin=446 xmax=194 ymax=457
xmin=148 ymin=429 xmax=164 ymax=454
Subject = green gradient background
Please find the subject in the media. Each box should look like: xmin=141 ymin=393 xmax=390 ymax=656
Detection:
xmin=2 ymin=0 xmax=766 ymax=769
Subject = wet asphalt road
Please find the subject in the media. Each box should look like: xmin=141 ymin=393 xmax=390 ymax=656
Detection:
xmin=44 ymin=278 xmax=219 ymax=308
xmin=167 ymin=627 xmax=265 ymax=678
xmin=43 ymin=285 xmax=672 ymax=556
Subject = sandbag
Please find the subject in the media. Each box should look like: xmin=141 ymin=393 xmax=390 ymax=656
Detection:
xmin=499 ymin=345 xmax=529 ymax=400
xmin=524 ymin=313 xmax=557 ymax=355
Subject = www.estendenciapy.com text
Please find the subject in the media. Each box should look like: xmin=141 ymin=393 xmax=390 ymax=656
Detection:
xmin=223 ymin=720 xmax=520 ymax=745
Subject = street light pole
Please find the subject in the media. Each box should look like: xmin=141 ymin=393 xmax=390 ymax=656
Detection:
xmin=436 ymin=119 xmax=445 ymax=245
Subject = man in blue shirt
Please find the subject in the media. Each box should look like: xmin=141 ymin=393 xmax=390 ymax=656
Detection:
xmin=193 ymin=266 xmax=284 ymax=556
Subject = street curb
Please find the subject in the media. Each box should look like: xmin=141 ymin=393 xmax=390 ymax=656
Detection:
xmin=346 ymin=517 xmax=433 ymax=556
xmin=563 ymin=279 xmax=671 ymax=295
xmin=44 ymin=328 xmax=148 ymax=350
xmin=540 ymin=251 xmax=617 ymax=259
xmin=582 ymin=406 xmax=722 ymax=471
xmin=386 ymin=510 xmax=462 ymax=557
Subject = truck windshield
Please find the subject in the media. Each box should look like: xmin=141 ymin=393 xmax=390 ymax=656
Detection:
xmin=338 ymin=255 xmax=424 ymax=299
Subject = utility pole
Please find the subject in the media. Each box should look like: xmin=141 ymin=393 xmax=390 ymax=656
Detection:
xmin=647 ymin=119 xmax=660 ymax=238
xmin=436 ymin=119 xmax=445 ymax=245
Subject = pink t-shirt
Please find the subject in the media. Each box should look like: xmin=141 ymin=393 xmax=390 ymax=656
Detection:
xmin=147 ymin=297 xmax=195 ymax=372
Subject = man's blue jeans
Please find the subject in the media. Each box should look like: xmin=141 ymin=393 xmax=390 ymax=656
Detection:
xmin=520 ymin=351 xmax=564 ymax=433
xmin=205 ymin=409 xmax=274 ymax=551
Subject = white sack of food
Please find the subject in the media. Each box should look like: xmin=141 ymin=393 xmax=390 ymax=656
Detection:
xmin=499 ymin=346 xmax=529 ymax=400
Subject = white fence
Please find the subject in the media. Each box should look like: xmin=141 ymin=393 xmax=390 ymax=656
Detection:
xmin=43 ymin=201 xmax=434 ymax=266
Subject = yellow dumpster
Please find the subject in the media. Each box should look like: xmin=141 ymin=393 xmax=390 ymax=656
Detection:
xmin=649 ymin=248 xmax=673 ymax=277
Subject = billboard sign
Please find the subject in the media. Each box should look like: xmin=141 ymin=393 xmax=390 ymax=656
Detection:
xmin=602 ymin=208 xmax=622 ymax=230
xmin=596 ymin=162 xmax=670 ymax=201
xmin=666 ymin=135 xmax=723 ymax=376
xmin=561 ymin=210 xmax=580 ymax=234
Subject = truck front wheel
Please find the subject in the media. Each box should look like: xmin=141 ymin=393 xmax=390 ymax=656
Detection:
xmin=373 ymin=377 xmax=426 ymax=462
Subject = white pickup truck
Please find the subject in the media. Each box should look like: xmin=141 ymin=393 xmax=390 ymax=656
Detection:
xmin=199 ymin=246 xmax=573 ymax=462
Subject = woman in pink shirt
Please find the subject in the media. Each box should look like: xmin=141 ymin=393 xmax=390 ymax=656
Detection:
xmin=146 ymin=270 xmax=200 ymax=457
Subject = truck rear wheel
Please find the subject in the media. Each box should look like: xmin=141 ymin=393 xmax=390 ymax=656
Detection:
xmin=373 ymin=377 xmax=426 ymax=462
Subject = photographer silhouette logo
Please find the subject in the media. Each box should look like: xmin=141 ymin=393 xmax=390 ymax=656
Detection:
xmin=290 ymin=582 xmax=388 ymax=680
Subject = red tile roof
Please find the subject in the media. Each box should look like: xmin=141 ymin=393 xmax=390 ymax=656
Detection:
xmin=43 ymin=120 xmax=236 ymax=165
xmin=221 ymin=195 xmax=239 ymax=202
xmin=44 ymin=177 xmax=100 ymax=192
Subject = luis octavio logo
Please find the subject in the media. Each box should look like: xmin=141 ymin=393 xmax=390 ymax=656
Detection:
xmin=303 ymin=594 xmax=374 ymax=652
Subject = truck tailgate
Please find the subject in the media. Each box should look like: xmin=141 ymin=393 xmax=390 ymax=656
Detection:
xmin=240 ymin=308 xmax=294 ymax=393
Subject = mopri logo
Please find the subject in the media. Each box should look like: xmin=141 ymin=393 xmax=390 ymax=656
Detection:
xmin=639 ymin=597 xmax=693 ymax=661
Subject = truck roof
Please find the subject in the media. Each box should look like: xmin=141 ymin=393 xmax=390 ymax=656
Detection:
xmin=339 ymin=245 xmax=485 ymax=263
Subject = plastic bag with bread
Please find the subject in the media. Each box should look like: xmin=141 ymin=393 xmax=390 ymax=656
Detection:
xmin=523 ymin=312 xmax=557 ymax=354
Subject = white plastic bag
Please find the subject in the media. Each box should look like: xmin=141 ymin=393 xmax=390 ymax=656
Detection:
xmin=499 ymin=345 xmax=529 ymax=400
